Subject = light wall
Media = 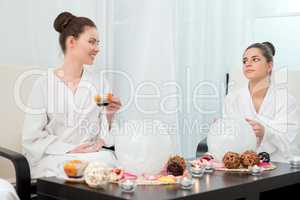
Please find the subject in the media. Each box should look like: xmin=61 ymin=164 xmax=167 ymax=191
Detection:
xmin=0 ymin=0 xmax=110 ymax=179
xmin=0 ymin=65 xmax=39 ymax=179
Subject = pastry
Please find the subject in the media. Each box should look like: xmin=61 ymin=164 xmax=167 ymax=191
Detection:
xmin=223 ymin=152 xmax=241 ymax=169
xmin=241 ymin=150 xmax=260 ymax=167
xmin=166 ymin=155 xmax=186 ymax=176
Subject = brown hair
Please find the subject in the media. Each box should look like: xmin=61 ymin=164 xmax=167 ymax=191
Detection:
xmin=53 ymin=12 xmax=96 ymax=53
xmin=244 ymin=41 xmax=275 ymax=62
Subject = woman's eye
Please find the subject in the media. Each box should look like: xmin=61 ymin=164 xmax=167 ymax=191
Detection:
xmin=253 ymin=58 xmax=260 ymax=62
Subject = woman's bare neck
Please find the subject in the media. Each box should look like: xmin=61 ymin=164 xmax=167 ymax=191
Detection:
xmin=249 ymin=77 xmax=269 ymax=96
xmin=56 ymin=57 xmax=83 ymax=82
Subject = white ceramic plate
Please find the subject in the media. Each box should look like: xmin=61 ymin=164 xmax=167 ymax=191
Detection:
xmin=57 ymin=174 xmax=85 ymax=183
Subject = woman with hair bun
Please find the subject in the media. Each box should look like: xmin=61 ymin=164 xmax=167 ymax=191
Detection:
xmin=223 ymin=41 xmax=300 ymax=162
xmin=22 ymin=12 xmax=121 ymax=178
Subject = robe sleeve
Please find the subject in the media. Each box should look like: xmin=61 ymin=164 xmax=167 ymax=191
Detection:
xmin=22 ymin=79 xmax=76 ymax=165
xmin=259 ymin=95 xmax=300 ymax=155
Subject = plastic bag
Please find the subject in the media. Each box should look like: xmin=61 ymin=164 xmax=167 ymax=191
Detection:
xmin=207 ymin=118 xmax=256 ymax=161
xmin=114 ymin=120 xmax=174 ymax=175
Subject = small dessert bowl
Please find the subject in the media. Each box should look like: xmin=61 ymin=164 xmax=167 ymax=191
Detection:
xmin=63 ymin=160 xmax=88 ymax=178
xmin=190 ymin=166 xmax=205 ymax=178
xmin=249 ymin=165 xmax=264 ymax=176
xmin=204 ymin=163 xmax=214 ymax=173
xmin=289 ymin=157 xmax=300 ymax=169
xmin=119 ymin=179 xmax=137 ymax=193
xmin=179 ymin=177 xmax=194 ymax=190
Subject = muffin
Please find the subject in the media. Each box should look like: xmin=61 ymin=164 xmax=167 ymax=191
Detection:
xmin=166 ymin=155 xmax=186 ymax=176
xmin=223 ymin=152 xmax=241 ymax=169
xmin=240 ymin=150 xmax=260 ymax=167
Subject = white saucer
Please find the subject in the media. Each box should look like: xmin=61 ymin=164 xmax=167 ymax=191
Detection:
xmin=57 ymin=174 xmax=85 ymax=183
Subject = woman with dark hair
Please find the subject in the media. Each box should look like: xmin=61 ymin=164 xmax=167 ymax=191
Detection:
xmin=223 ymin=42 xmax=300 ymax=162
xmin=22 ymin=12 xmax=121 ymax=178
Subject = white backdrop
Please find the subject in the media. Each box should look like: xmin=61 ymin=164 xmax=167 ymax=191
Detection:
xmin=0 ymin=0 xmax=109 ymax=67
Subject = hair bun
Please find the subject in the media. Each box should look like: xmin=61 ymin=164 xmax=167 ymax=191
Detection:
xmin=54 ymin=12 xmax=76 ymax=33
xmin=262 ymin=41 xmax=275 ymax=56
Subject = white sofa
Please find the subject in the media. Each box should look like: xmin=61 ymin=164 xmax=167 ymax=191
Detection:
xmin=0 ymin=65 xmax=42 ymax=179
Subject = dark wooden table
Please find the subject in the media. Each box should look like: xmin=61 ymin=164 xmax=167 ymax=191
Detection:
xmin=37 ymin=162 xmax=300 ymax=200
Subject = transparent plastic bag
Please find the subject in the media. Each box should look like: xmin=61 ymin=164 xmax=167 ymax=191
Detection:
xmin=207 ymin=118 xmax=257 ymax=161
xmin=114 ymin=120 xmax=174 ymax=175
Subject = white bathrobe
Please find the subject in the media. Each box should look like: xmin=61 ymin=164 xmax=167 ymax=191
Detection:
xmin=0 ymin=179 xmax=19 ymax=200
xmin=22 ymin=67 xmax=116 ymax=178
xmin=223 ymin=83 xmax=300 ymax=162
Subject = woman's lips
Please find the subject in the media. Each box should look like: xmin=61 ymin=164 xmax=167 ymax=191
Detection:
xmin=245 ymin=69 xmax=255 ymax=73
xmin=90 ymin=54 xmax=96 ymax=59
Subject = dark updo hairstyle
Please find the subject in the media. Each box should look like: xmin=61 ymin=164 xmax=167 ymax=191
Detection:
xmin=54 ymin=12 xmax=96 ymax=53
xmin=244 ymin=41 xmax=275 ymax=63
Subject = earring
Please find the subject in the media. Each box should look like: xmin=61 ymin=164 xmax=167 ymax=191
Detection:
xmin=267 ymin=73 xmax=271 ymax=84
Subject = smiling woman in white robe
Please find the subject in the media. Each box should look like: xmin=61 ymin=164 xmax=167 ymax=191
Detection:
xmin=22 ymin=68 xmax=117 ymax=178
xmin=22 ymin=12 xmax=121 ymax=178
xmin=223 ymin=42 xmax=300 ymax=163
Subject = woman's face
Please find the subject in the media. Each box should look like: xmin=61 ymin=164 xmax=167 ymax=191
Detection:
xmin=68 ymin=26 xmax=100 ymax=65
xmin=242 ymin=48 xmax=272 ymax=81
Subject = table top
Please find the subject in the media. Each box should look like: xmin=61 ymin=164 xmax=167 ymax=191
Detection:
xmin=37 ymin=162 xmax=300 ymax=200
